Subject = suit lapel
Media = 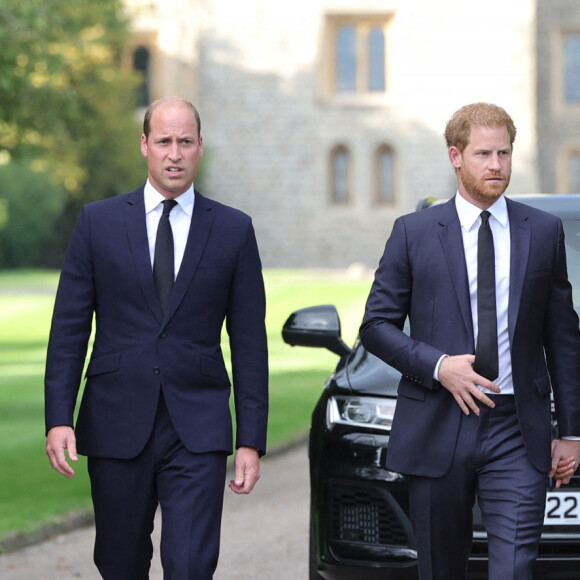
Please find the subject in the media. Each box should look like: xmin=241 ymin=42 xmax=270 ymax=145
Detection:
xmin=123 ymin=187 xmax=164 ymax=322
xmin=164 ymin=191 xmax=216 ymax=321
xmin=437 ymin=198 xmax=474 ymax=341
xmin=506 ymin=199 xmax=531 ymax=344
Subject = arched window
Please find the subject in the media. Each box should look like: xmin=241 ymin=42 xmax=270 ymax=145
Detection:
xmin=375 ymin=146 xmax=395 ymax=205
xmin=368 ymin=27 xmax=385 ymax=92
xmin=133 ymin=46 xmax=151 ymax=107
xmin=335 ymin=26 xmax=357 ymax=92
xmin=330 ymin=145 xmax=351 ymax=204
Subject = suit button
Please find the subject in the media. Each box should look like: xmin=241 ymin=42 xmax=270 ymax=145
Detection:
xmin=160 ymin=333 xmax=167 ymax=338
xmin=153 ymin=367 xmax=160 ymax=374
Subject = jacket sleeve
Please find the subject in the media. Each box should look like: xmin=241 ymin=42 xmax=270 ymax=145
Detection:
xmin=360 ymin=216 xmax=443 ymax=389
xmin=225 ymin=220 xmax=269 ymax=455
xmin=44 ymin=207 xmax=95 ymax=433
xmin=543 ymin=218 xmax=580 ymax=437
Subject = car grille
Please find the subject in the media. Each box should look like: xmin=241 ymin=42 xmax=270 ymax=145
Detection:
xmin=330 ymin=483 xmax=409 ymax=547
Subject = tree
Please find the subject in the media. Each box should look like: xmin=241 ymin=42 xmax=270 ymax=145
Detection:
xmin=0 ymin=0 xmax=145 ymax=267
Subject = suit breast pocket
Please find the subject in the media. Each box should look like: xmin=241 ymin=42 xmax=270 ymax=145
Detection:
xmin=198 ymin=258 xmax=231 ymax=269
xmin=526 ymin=265 xmax=551 ymax=279
xmin=193 ymin=258 xmax=233 ymax=296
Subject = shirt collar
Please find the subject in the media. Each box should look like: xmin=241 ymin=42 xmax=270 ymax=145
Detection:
xmin=455 ymin=192 xmax=508 ymax=232
xmin=144 ymin=180 xmax=195 ymax=216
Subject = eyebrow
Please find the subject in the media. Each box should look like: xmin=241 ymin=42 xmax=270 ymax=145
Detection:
xmin=154 ymin=134 xmax=197 ymax=140
xmin=473 ymin=146 xmax=511 ymax=153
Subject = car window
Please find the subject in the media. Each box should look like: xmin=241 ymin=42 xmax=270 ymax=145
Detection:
xmin=562 ymin=219 xmax=580 ymax=311
xmin=346 ymin=340 xmax=401 ymax=395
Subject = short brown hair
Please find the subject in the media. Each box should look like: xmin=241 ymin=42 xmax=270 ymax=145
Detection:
xmin=444 ymin=103 xmax=516 ymax=152
xmin=143 ymin=97 xmax=201 ymax=139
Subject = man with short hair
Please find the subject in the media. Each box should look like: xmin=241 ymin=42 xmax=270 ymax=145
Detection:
xmin=45 ymin=96 xmax=268 ymax=579
xmin=360 ymin=102 xmax=580 ymax=579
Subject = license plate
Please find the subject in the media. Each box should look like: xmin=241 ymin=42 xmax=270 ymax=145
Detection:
xmin=544 ymin=491 xmax=580 ymax=525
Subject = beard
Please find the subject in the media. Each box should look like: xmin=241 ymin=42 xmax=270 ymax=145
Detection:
xmin=458 ymin=164 xmax=510 ymax=204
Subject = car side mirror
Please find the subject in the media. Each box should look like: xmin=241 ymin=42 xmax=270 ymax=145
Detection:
xmin=282 ymin=305 xmax=351 ymax=357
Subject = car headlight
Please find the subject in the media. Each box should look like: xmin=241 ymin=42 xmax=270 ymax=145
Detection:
xmin=327 ymin=396 xmax=396 ymax=432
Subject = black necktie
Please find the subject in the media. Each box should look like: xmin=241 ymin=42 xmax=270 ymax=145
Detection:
xmin=473 ymin=210 xmax=499 ymax=381
xmin=153 ymin=199 xmax=177 ymax=313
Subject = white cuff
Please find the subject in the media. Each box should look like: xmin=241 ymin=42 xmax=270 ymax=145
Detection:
xmin=434 ymin=354 xmax=448 ymax=381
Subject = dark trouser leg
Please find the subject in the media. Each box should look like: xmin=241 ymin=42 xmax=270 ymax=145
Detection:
xmin=408 ymin=410 xmax=478 ymax=580
xmin=408 ymin=396 xmax=547 ymax=580
xmin=476 ymin=397 xmax=546 ymax=580
xmin=157 ymin=450 xmax=227 ymax=579
xmin=88 ymin=393 xmax=228 ymax=580
xmin=88 ymin=453 xmax=158 ymax=580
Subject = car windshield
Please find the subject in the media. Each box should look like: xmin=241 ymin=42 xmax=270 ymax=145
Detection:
xmin=562 ymin=219 xmax=580 ymax=311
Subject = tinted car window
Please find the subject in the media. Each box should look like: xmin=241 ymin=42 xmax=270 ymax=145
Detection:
xmin=563 ymin=218 xmax=580 ymax=310
xmin=346 ymin=342 xmax=401 ymax=396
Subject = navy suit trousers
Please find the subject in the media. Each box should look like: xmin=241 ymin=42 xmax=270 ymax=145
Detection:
xmin=88 ymin=392 xmax=227 ymax=580
xmin=408 ymin=396 xmax=547 ymax=580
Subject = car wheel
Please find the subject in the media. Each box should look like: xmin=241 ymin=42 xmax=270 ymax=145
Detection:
xmin=309 ymin=511 xmax=325 ymax=580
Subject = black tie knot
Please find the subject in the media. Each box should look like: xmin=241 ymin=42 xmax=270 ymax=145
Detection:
xmin=480 ymin=210 xmax=491 ymax=225
xmin=162 ymin=199 xmax=177 ymax=215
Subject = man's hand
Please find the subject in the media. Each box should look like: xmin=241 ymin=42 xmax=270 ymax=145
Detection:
xmin=550 ymin=439 xmax=580 ymax=488
xmin=46 ymin=426 xmax=78 ymax=479
xmin=438 ymin=354 xmax=500 ymax=416
xmin=229 ymin=446 xmax=260 ymax=495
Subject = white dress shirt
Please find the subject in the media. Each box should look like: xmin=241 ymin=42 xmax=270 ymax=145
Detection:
xmin=144 ymin=180 xmax=194 ymax=279
xmin=434 ymin=194 xmax=514 ymax=394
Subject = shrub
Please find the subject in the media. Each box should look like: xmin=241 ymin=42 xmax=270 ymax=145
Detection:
xmin=0 ymin=157 xmax=67 ymax=268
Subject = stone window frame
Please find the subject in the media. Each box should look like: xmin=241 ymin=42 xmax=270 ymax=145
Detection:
xmin=123 ymin=32 xmax=160 ymax=108
xmin=321 ymin=13 xmax=393 ymax=100
xmin=133 ymin=46 xmax=152 ymax=107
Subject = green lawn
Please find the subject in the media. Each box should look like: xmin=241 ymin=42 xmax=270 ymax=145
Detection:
xmin=0 ymin=268 xmax=372 ymax=544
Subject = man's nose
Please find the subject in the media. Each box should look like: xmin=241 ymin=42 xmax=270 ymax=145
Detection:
xmin=168 ymin=143 xmax=181 ymax=160
xmin=488 ymin=153 xmax=501 ymax=170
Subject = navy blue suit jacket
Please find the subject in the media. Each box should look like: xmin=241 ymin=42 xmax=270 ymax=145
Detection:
xmin=361 ymin=196 xmax=580 ymax=477
xmin=45 ymin=186 xmax=268 ymax=459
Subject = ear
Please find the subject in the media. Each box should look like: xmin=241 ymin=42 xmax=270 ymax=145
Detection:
xmin=140 ymin=134 xmax=148 ymax=158
xmin=448 ymin=146 xmax=462 ymax=169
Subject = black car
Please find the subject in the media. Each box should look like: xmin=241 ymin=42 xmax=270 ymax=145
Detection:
xmin=282 ymin=195 xmax=580 ymax=579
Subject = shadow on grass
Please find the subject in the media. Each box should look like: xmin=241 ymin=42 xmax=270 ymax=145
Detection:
xmin=0 ymin=341 xmax=49 ymax=352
